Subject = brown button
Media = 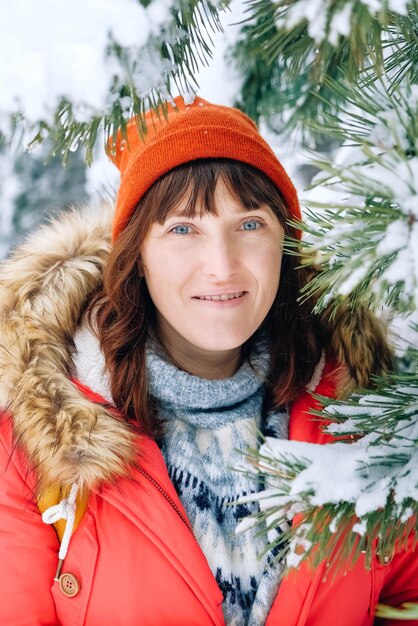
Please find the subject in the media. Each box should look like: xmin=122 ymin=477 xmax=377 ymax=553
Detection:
xmin=294 ymin=544 xmax=305 ymax=556
xmin=378 ymin=545 xmax=394 ymax=566
xmin=58 ymin=573 xmax=80 ymax=598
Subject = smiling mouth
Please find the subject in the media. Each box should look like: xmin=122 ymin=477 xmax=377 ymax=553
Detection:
xmin=194 ymin=291 xmax=245 ymax=301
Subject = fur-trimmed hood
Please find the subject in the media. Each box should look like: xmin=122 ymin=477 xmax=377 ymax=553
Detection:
xmin=0 ymin=203 xmax=135 ymax=493
xmin=0 ymin=204 xmax=392 ymax=493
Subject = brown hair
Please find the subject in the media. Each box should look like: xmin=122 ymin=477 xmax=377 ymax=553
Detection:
xmin=89 ymin=159 xmax=323 ymax=437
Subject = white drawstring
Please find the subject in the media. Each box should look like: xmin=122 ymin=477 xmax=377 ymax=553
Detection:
xmin=42 ymin=483 xmax=79 ymax=577
xmin=307 ymin=351 xmax=326 ymax=392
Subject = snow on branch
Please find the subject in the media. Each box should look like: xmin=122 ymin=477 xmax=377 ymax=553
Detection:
xmin=274 ymin=0 xmax=411 ymax=47
xmin=237 ymin=0 xmax=417 ymax=133
xmin=235 ymin=407 xmax=418 ymax=572
xmin=0 ymin=0 xmax=225 ymax=162
xmin=295 ymin=78 xmax=418 ymax=314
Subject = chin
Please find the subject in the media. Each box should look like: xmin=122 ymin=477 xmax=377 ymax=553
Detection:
xmin=192 ymin=331 xmax=254 ymax=353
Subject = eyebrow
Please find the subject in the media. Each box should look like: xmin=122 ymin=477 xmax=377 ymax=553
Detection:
xmin=167 ymin=204 xmax=272 ymax=219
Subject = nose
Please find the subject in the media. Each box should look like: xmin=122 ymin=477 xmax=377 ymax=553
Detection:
xmin=201 ymin=234 xmax=239 ymax=281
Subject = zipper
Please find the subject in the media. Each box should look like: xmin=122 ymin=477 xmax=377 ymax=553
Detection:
xmin=130 ymin=462 xmax=197 ymax=541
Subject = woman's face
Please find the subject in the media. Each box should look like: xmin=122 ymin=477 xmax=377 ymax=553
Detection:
xmin=141 ymin=179 xmax=284 ymax=363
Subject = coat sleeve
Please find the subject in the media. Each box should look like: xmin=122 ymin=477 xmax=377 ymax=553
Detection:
xmin=374 ymin=534 xmax=418 ymax=626
xmin=0 ymin=418 xmax=60 ymax=626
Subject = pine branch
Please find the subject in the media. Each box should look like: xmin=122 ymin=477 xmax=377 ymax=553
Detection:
xmin=316 ymin=366 xmax=418 ymax=440
xmin=233 ymin=336 xmax=418 ymax=576
xmin=285 ymin=75 xmax=418 ymax=315
xmin=229 ymin=0 xmax=418 ymax=613
xmin=232 ymin=0 xmax=417 ymax=135
xmin=376 ymin=602 xmax=418 ymax=620
xmin=236 ymin=409 xmax=418 ymax=575
xmin=6 ymin=0 xmax=226 ymax=164
xmin=383 ymin=10 xmax=418 ymax=89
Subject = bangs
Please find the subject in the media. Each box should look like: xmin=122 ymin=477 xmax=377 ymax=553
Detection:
xmin=121 ymin=158 xmax=293 ymax=256
xmin=149 ymin=158 xmax=290 ymax=227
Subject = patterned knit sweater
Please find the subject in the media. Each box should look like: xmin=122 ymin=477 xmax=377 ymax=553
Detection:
xmin=74 ymin=325 xmax=289 ymax=625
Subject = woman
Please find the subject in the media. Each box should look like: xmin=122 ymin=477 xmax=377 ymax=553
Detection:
xmin=0 ymin=96 xmax=417 ymax=626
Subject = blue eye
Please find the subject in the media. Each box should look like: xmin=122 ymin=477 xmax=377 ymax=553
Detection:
xmin=242 ymin=220 xmax=262 ymax=231
xmin=171 ymin=224 xmax=192 ymax=235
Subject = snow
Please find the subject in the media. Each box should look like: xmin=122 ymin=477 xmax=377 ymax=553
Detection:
xmin=0 ymin=0 xmax=244 ymax=244
xmin=0 ymin=151 xmax=20 ymax=257
xmin=338 ymin=264 xmax=369 ymax=296
xmin=272 ymin=440 xmax=371 ymax=507
xmin=328 ymin=4 xmax=353 ymax=47
xmin=235 ymin=516 xmax=258 ymax=534
xmin=286 ymin=524 xmax=312 ymax=568
xmin=325 ymin=389 xmax=418 ymax=436
xmin=381 ymin=246 xmax=414 ymax=294
xmin=284 ymin=0 xmax=327 ymax=43
xmin=393 ymin=458 xmax=418 ymax=504
xmin=377 ymin=219 xmax=410 ymax=255
xmin=327 ymin=419 xmax=360 ymax=435
xmin=0 ymin=0 xmax=151 ymax=121
xmin=147 ymin=0 xmax=177 ymax=34
xmin=369 ymin=109 xmax=410 ymax=152
xmin=193 ymin=0 xmax=244 ymax=106
xmin=260 ymin=125 xmax=308 ymax=193
xmin=240 ymin=428 xmax=418 ymax=541
xmin=276 ymin=0 xmax=409 ymax=46
xmin=329 ymin=516 xmax=339 ymax=533
xmin=401 ymin=507 xmax=414 ymax=523
xmin=345 ymin=158 xmax=417 ymax=210
xmin=326 ymin=403 xmax=383 ymax=418
xmin=236 ymin=421 xmax=418 ymax=564
xmin=352 ymin=520 xmax=367 ymax=536
xmin=127 ymin=50 xmax=173 ymax=100
xmin=0 ymin=0 xmax=239 ymax=135
xmin=301 ymin=77 xmax=418 ymax=314
xmin=360 ymin=0 xmax=382 ymax=12
xmin=385 ymin=0 xmax=409 ymax=15
xmin=389 ymin=309 xmax=418 ymax=355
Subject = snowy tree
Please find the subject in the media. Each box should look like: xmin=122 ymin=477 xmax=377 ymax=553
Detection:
xmin=0 ymin=0 xmax=225 ymax=251
xmin=0 ymin=0 xmax=224 ymax=163
xmin=1 ymin=0 xmax=418 ymax=620
xmin=230 ymin=1 xmax=418 ymax=621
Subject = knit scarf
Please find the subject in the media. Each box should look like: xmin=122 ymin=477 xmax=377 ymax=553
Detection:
xmin=73 ymin=325 xmax=289 ymax=625
xmin=146 ymin=336 xmax=289 ymax=626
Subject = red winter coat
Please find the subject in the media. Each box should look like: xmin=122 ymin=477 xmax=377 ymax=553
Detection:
xmin=1 ymin=366 xmax=417 ymax=626
xmin=0 ymin=206 xmax=417 ymax=625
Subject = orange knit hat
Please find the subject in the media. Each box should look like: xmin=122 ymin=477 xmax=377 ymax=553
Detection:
xmin=107 ymin=96 xmax=301 ymax=241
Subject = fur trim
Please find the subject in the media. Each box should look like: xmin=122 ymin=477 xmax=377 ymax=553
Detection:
xmin=0 ymin=203 xmax=392 ymax=492
xmin=320 ymin=303 xmax=393 ymax=396
xmin=0 ymin=203 xmax=135 ymax=492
